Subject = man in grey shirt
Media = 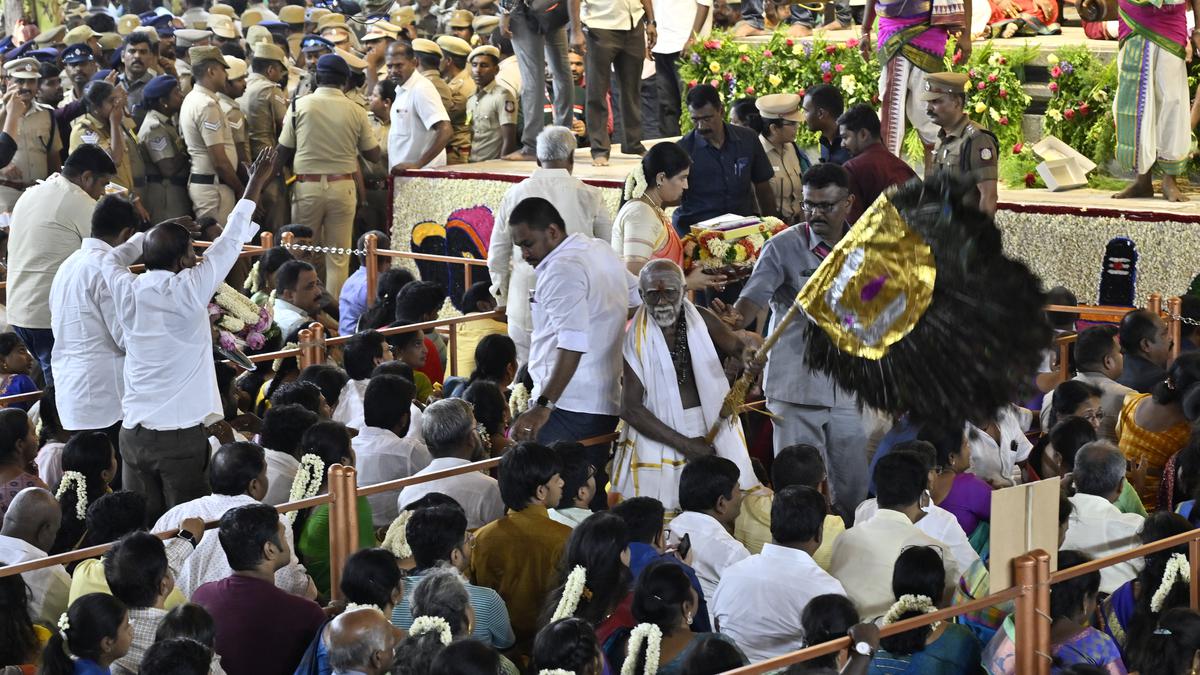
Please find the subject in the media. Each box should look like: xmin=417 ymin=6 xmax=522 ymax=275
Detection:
xmin=713 ymin=162 xmax=867 ymax=520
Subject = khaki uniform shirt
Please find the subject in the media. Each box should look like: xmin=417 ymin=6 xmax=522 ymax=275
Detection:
xmin=179 ymin=83 xmax=236 ymax=176
xmin=931 ymin=115 xmax=999 ymax=182
xmin=446 ymin=69 xmax=476 ymax=155
xmin=467 ymin=79 xmax=516 ymax=162
xmin=120 ymin=71 xmax=154 ymax=126
xmin=361 ymin=115 xmax=390 ymax=180
xmin=278 ymin=86 xmax=377 ymax=175
xmin=217 ymin=92 xmax=250 ymax=164
xmin=240 ymin=72 xmax=288 ymax=157
xmin=69 ymin=113 xmax=142 ymax=192
xmin=422 ymin=69 xmax=454 ymax=123
xmin=288 ymin=33 xmax=303 ymax=62
xmin=61 ymin=86 xmax=81 ymax=108
xmin=760 ymin=135 xmax=804 ymax=224
xmin=0 ymin=102 xmax=61 ymax=186
xmin=138 ymin=109 xmax=189 ymax=178
xmin=176 ymin=60 xmax=193 ymax=95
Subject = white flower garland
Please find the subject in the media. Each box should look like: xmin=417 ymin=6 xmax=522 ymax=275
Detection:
xmin=509 ymin=382 xmax=530 ymax=420
xmin=382 ymin=510 xmax=414 ymax=559
xmin=551 ymin=565 xmax=588 ymax=622
xmin=621 ymin=623 xmax=663 ymax=675
xmin=410 ymin=616 xmax=453 ymax=646
xmin=274 ymin=342 xmax=298 ymax=373
xmin=437 ymin=297 xmax=463 ymax=320
xmin=285 ymin=454 xmax=325 ymax=524
xmin=57 ymin=612 xmax=70 ymax=633
xmin=539 ymin=670 xmax=576 ymax=675
xmin=216 ymin=283 xmax=262 ymax=325
xmin=245 ymin=260 xmax=261 ymax=293
xmin=343 ymin=602 xmax=378 ymax=614
xmin=1151 ymin=553 xmax=1191 ymax=613
xmin=55 ymin=471 xmax=89 ymax=520
xmin=881 ymin=594 xmax=939 ymax=627
xmin=622 ymin=164 xmax=648 ymax=201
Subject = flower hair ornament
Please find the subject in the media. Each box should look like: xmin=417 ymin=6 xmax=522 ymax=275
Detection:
xmin=285 ymin=454 xmax=325 ymax=524
xmin=881 ymin=594 xmax=940 ymax=630
xmin=620 ymin=623 xmax=663 ymax=675
xmin=57 ymin=612 xmax=70 ymax=633
xmin=273 ymin=342 xmax=298 ymax=373
xmin=551 ymin=565 xmax=589 ymax=622
xmin=622 ymin=163 xmax=648 ymax=201
xmin=55 ymin=471 xmax=89 ymax=520
xmin=382 ymin=510 xmax=414 ymax=559
xmin=1151 ymin=552 xmax=1191 ymax=613
xmin=539 ymin=670 xmax=576 ymax=675
xmin=409 ymin=616 xmax=453 ymax=646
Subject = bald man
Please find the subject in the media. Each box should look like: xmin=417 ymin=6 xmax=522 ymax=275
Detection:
xmin=0 ymin=487 xmax=70 ymax=623
xmin=328 ymin=607 xmax=400 ymax=675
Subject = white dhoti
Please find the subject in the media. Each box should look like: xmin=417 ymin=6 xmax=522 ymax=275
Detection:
xmin=879 ymin=55 xmax=941 ymax=156
xmin=611 ymin=302 xmax=760 ymax=516
xmin=1114 ymin=34 xmax=1190 ymax=175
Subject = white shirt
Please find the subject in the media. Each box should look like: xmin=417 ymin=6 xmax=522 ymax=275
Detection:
xmin=159 ymin=493 xmax=312 ymax=598
xmin=7 ymin=174 xmax=96 ymax=329
xmin=397 ymin=456 xmax=506 ymax=530
xmin=353 ymin=425 xmax=433 ymax=527
xmin=966 ymin=405 xmax=1034 ymax=487
xmin=263 ymin=448 xmax=300 ymax=506
xmin=581 ymin=0 xmax=645 ymax=30
xmin=388 ymin=69 xmax=449 ymax=170
xmin=529 ymin=234 xmax=640 ymax=416
xmin=667 ymin=510 xmax=750 ymax=608
xmin=488 ymin=168 xmax=613 ymax=342
xmin=549 ymin=507 xmax=593 ymax=528
xmin=854 ymin=498 xmax=980 ymax=575
xmin=0 ymin=534 xmax=71 ymax=624
xmin=103 ymin=199 xmax=260 ymax=431
xmin=333 ymin=379 xmax=425 ymax=444
xmin=50 ymin=236 xmax=144 ymax=430
xmin=1062 ymin=492 xmax=1144 ymax=594
xmin=828 ymin=509 xmax=958 ymax=621
xmin=711 ymin=543 xmax=845 ymax=662
xmin=272 ymin=297 xmax=311 ymax=340
xmin=652 ymin=0 xmax=712 ymax=53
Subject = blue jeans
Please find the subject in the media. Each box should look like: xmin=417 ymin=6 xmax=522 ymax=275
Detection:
xmin=537 ymin=408 xmax=619 ymax=510
xmin=12 ymin=326 xmax=54 ymax=388
xmin=740 ymin=0 xmax=853 ymax=28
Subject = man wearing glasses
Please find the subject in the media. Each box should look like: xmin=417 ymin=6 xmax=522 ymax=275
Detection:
xmin=712 ymin=162 xmax=868 ymax=523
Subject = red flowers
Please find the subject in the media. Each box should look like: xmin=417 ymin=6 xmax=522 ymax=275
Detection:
xmin=785 ymin=38 xmax=794 ymax=46
xmin=1024 ymin=172 xmax=1037 ymax=188
xmin=1049 ymin=82 xmax=1059 ymax=93
xmin=953 ymin=51 xmax=964 ymax=64
xmin=825 ymin=45 xmax=837 ymax=54
xmin=688 ymin=79 xmax=697 ymax=88
xmin=835 ymin=63 xmax=844 ymax=72
xmin=1012 ymin=142 xmax=1024 ymax=154
xmin=987 ymin=73 xmax=997 ymax=82
xmin=745 ymin=85 xmax=755 ymax=94
xmin=977 ymin=81 xmax=986 ymax=90
xmin=704 ymin=40 xmax=722 ymax=49
xmin=798 ymin=87 xmax=807 ymax=97
xmin=763 ymin=49 xmax=773 ymax=57
xmin=740 ymin=54 xmax=749 ymax=63
xmin=998 ymin=88 xmax=1008 ymax=98
xmin=1064 ymin=108 xmax=1076 ymax=120
xmin=999 ymin=116 xmax=1009 ymax=126
xmin=846 ymin=37 xmax=859 ymax=47
xmin=1050 ymin=66 xmax=1062 ymax=78
xmin=822 ymin=72 xmax=833 ymax=83
xmin=1080 ymin=103 xmax=1090 ymax=115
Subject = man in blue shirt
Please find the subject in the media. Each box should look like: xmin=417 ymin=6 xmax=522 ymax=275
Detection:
xmin=672 ymin=84 xmax=776 ymax=236
xmin=339 ymin=230 xmax=391 ymax=336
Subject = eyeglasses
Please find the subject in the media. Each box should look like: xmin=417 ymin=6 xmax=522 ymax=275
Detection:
xmin=802 ymin=197 xmax=848 ymax=213
xmin=1080 ymin=408 xmax=1105 ymax=422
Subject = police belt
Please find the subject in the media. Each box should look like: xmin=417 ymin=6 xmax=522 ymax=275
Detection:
xmin=189 ymin=173 xmax=219 ymax=185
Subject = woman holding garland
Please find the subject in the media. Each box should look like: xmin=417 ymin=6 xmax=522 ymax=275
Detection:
xmin=39 ymin=593 xmax=132 ymax=675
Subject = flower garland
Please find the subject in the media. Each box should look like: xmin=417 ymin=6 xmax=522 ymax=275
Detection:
xmin=343 ymin=602 xmax=378 ymax=614
xmin=382 ymin=509 xmax=414 ymax=559
xmin=551 ymin=565 xmax=588 ymax=622
xmin=620 ymin=623 xmax=663 ymax=675
xmin=285 ymin=453 xmax=325 ymax=524
xmin=55 ymin=470 xmax=89 ymax=520
xmin=623 ymin=164 xmax=648 ymax=201
xmin=57 ymin=612 xmax=70 ymax=633
xmin=410 ymin=616 xmax=453 ymax=645
xmin=539 ymin=670 xmax=576 ymax=675
xmin=273 ymin=342 xmax=298 ymax=373
xmin=881 ymin=594 xmax=940 ymax=628
xmin=509 ymin=383 xmax=530 ymax=420
xmin=1151 ymin=553 xmax=1191 ymax=613
xmin=244 ymin=260 xmax=261 ymax=293
xmin=437 ymin=297 xmax=463 ymax=320
xmin=211 ymin=282 xmax=274 ymax=352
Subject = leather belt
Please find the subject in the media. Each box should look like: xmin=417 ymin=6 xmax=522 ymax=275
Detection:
xmin=0 ymin=179 xmax=32 ymax=190
xmin=294 ymin=173 xmax=355 ymax=182
xmin=189 ymin=173 xmax=218 ymax=185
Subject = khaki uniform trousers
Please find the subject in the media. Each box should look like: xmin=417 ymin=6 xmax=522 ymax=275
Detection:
xmin=144 ymin=180 xmax=192 ymax=223
xmin=189 ymin=182 xmax=249 ymax=288
xmin=292 ymin=177 xmax=356 ymax=297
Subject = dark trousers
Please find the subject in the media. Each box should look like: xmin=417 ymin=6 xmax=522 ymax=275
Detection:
xmin=537 ymin=408 xmax=619 ymax=510
xmin=12 ymin=326 xmax=54 ymax=387
xmin=120 ymin=423 xmax=211 ymax=525
xmin=654 ymin=51 xmax=683 ymax=137
xmin=586 ymin=25 xmax=647 ymax=158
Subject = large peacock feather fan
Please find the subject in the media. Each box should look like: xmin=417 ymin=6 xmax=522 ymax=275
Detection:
xmin=799 ymin=173 xmax=1051 ymax=426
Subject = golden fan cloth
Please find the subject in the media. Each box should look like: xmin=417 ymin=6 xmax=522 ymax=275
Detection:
xmin=796 ymin=194 xmax=937 ymax=360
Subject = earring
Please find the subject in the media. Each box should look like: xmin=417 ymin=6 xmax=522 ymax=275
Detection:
xmin=685 ymin=612 xmax=693 ymax=625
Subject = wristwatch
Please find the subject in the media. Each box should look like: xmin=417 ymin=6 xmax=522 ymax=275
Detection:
xmin=853 ymin=641 xmax=875 ymax=658
xmin=176 ymin=529 xmax=197 ymax=546
xmin=534 ymin=395 xmax=557 ymax=411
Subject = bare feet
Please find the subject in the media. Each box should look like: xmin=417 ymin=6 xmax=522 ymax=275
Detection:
xmin=592 ymin=155 xmax=610 ymax=167
xmin=1162 ymin=174 xmax=1189 ymax=202
xmin=501 ymin=150 xmax=536 ymax=161
xmin=822 ymin=20 xmax=849 ymax=30
xmin=787 ymin=23 xmax=813 ymax=37
xmin=1113 ymin=173 xmax=1154 ymax=199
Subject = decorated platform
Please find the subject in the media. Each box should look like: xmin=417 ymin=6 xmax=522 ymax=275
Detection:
xmin=391 ymin=146 xmax=1200 ymax=308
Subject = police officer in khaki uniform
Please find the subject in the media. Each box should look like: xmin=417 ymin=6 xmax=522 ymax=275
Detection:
xmin=241 ymin=42 xmax=290 ymax=230
xmin=180 ymin=45 xmax=243 ymax=223
xmin=279 ymin=5 xmax=307 ymax=61
xmin=447 ymin=9 xmax=475 ymax=44
xmin=923 ymin=71 xmax=999 ymax=216
xmin=466 ymin=45 xmax=517 ymax=162
xmin=137 ymin=74 xmax=192 ymax=222
xmin=277 ymin=53 xmax=381 ymax=297
xmin=70 ymin=80 xmax=148 ymax=215
xmin=0 ymin=58 xmax=63 ymax=213
xmin=413 ymin=38 xmax=454 ymax=125
xmin=60 ymin=44 xmax=98 ymax=109
xmin=174 ymin=29 xmax=214 ymax=95
xmin=436 ymin=35 xmax=475 ymax=164
xmin=219 ymin=56 xmax=251 ymax=167
xmin=295 ymin=35 xmax=335 ymax=99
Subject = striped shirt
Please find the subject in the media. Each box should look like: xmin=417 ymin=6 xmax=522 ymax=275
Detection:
xmin=391 ymin=571 xmax=515 ymax=649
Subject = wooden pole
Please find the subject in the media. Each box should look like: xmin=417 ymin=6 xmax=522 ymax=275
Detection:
xmin=261 ymin=231 xmax=274 ymax=249
xmin=365 ymin=233 xmax=379 ymax=315
xmin=309 ymin=322 xmax=326 ymax=366
xmin=1013 ymin=554 xmax=1037 ymax=675
xmin=1149 ymin=292 xmax=1162 ymax=316
xmin=1032 ymin=549 xmax=1052 ymax=675
xmin=297 ymin=328 xmax=314 ymax=369
xmin=326 ymin=464 xmax=359 ymax=601
xmin=1190 ymin=538 xmax=1200 ymax=611
xmin=1168 ymin=296 xmax=1183 ymax=363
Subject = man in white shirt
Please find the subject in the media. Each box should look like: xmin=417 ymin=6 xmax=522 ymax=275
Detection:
xmin=353 ymin=374 xmax=433 ymax=527
xmin=487 ymin=126 xmax=613 ymax=365
xmin=9 ymin=145 xmax=115 ymax=386
xmin=49 ymin=196 xmax=143 ymax=439
xmin=548 ymin=445 xmax=595 ymax=528
xmin=1062 ymin=441 xmax=1146 ymax=593
xmin=0 ymin=488 xmax=70 ymax=624
xmin=157 ymin=442 xmax=317 ymax=599
xmin=1041 ymin=325 xmax=1132 ymax=442
xmin=386 ymin=41 xmax=451 ymax=170
xmin=829 ymin=452 xmax=957 ymax=620
xmin=333 ymin=330 xmax=390 ymax=430
xmin=398 ymin=398 xmax=505 ymax=529
xmin=508 ymin=196 xmax=639 ymax=508
xmin=101 ymin=148 xmax=275 ymax=523
xmin=570 ymin=0 xmax=656 ymax=165
xmin=665 ymin=456 xmax=750 ymax=608
xmin=271 ymin=260 xmax=325 ymax=339
xmin=711 ymin=485 xmax=844 ymax=662
xmin=258 ymin=403 xmax=320 ymax=506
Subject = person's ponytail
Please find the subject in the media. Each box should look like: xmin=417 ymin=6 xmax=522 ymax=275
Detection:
xmin=38 ymin=628 xmax=75 ymax=675
xmin=38 ymin=594 xmax=128 ymax=675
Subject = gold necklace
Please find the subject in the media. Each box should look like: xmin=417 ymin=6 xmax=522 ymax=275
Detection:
xmin=639 ymin=192 xmax=669 ymax=227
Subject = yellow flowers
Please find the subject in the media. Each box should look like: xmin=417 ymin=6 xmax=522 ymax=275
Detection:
xmin=1046 ymin=53 xmax=1060 ymax=65
xmin=768 ymin=73 xmax=782 ymax=87
xmin=709 ymin=61 xmax=721 ymax=74
xmin=1046 ymin=108 xmax=1063 ymax=121
xmin=975 ymin=101 xmax=988 ymax=114
xmin=738 ymin=43 xmax=749 ymax=53
xmin=989 ymin=107 xmax=1001 ymax=122
xmin=792 ymin=42 xmax=805 ymax=56
xmin=841 ymin=74 xmax=857 ymax=95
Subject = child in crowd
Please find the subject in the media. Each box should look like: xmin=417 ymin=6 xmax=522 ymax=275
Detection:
xmin=463 ymin=380 xmax=511 ymax=456
xmin=39 ymin=593 xmax=131 ymax=675
xmin=0 ymin=332 xmax=38 ymax=411
xmin=154 ymin=603 xmax=225 ymax=675
xmin=393 ymin=281 xmax=448 ymax=384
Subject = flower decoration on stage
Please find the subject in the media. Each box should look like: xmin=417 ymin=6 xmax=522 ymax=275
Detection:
xmin=285 ymin=453 xmax=325 ymax=524
xmin=410 ymin=616 xmax=453 ymax=645
xmin=682 ymin=216 xmax=786 ymax=272
xmin=952 ymin=43 xmax=1031 ymax=152
xmin=55 ymin=471 xmax=89 ymax=520
xmin=551 ymin=566 xmax=589 ymax=622
xmin=1151 ymin=553 xmax=1190 ymax=613
xmin=621 ymin=623 xmax=663 ymax=675
xmin=210 ymin=283 xmax=276 ymax=352
xmin=382 ymin=509 xmax=414 ymax=558
xmin=1043 ymin=45 xmax=1115 ymax=170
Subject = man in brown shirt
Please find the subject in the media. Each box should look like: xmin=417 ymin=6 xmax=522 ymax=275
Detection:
xmin=837 ymin=102 xmax=917 ymax=224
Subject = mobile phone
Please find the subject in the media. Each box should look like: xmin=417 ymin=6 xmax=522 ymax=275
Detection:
xmin=676 ymin=533 xmax=692 ymax=560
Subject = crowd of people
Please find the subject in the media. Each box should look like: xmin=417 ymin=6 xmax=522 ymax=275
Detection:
xmin=0 ymin=0 xmax=1196 ymax=674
